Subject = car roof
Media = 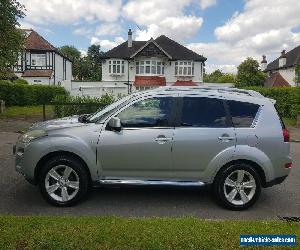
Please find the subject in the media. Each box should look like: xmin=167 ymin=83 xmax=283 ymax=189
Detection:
xmin=130 ymin=86 xmax=274 ymax=105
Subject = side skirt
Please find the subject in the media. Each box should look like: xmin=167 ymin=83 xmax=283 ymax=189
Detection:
xmin=93 ymin=178 xmax=206 ymax=187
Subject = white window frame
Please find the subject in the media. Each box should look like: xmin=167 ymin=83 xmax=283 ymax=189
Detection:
xmin=175 ymin=61 xmax=194 ymax=76
xmin=108 ymin=59 xmax=125 ymax=75
xmin=31 ymin=54 xmax=46 ymax=66
xmin=136 ymin=60 xmax=165 ymax=76
xmin=135 ymin=86 xmax=157 ymax=91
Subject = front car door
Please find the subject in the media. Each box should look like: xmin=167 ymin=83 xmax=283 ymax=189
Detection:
xmin=97 ymin=95 xmax=177 ymax=179
xmin=171 ymin=95 xmax=236 ymax=180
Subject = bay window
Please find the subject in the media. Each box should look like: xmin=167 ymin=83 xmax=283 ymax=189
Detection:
xmin=31 ymin=54 xmax=46 ymax=66
xmin=175 ymin=61 xmax=194 ymax=76
xmin=109 ymin=60 xmax=125 ymax=75
xmin=136 ymin=60 xmax=164 ymax=75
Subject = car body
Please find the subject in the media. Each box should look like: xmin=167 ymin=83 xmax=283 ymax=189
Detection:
xmin=14 ymin=86 xmax=292 ymax=210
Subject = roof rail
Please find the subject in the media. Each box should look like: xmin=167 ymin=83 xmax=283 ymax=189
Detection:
xmin=150 ymin=86 xmax=264 ymax=98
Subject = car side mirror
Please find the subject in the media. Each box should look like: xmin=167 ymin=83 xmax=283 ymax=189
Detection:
xmin=108 ymin=117 xmax=121 ymax=132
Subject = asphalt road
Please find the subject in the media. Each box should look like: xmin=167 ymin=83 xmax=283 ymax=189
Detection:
xmin=0 ymin=131 xmax=299 ymax=219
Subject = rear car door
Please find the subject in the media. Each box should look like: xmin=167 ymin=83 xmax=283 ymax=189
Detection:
xmin=226 ymin=99 xmax=261 ymax=148
xmin=171 ymin=96 xmax=236 ymax=179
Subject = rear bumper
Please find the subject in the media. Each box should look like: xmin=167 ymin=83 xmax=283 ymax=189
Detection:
xmin=264 ymin=175 xmax=288 ymax=188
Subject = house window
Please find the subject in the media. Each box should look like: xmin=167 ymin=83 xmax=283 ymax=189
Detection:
xmin=136 ymin=60 xmax=164 ymax=75
xmin=108 ymin=60 xmax=125 ymax=75
xmin=175 ymin=61 xmax=194 ymax=76
xmin=31 ymin=54 xmax=46 ymax=66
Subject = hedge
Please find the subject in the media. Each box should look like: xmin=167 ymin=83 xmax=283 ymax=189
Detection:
xmin=53 ymin=94 xmax=115 ymax=118
xmin=0 ymin=80 xmax=68 ymax=106
xmin=243 ymin=86 xmax=300 ymax=119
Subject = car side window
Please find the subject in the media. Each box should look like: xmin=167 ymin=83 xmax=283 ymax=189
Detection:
xmin=180 ymin=97 xmax=228 ymax=128
xmin=226 ymin=100 xmax=260 ymax=127
xmin=117 ymin=97 xmax=174 ymax=128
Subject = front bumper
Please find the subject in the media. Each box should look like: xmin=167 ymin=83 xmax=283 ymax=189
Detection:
xmin=14 ymin=141 xmax=39 ymax=185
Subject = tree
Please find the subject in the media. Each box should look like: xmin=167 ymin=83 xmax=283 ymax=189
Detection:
xmin=0 ymin=0 xmax=25 ymax=79
xmin=204 ymin=69 xmax=236 ymax=83
xmin=75 ymin=57 xmax=93 ymax=80
xmin=59 ymin=45 xmax=81 ymax=62
xmin=235 ymin=57 xmax=266 ymax=87
xmin=59 ymin=45 xmax=82 ymax=80
xmin=59 ymin=44 xmax=104 ymax=81
xmin=218 ymin=73 xmax=236 ymax=83
xmin=87 ymin=44 xmax=103 ymax=81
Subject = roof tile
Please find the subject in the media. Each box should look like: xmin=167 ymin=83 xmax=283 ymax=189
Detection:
xmin=102 ymin=35 xmax=206 ymax=62
xmin=265 ymin=45 xmax=300 ymax=71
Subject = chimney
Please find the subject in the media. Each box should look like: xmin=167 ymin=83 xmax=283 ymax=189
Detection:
xmin=279 ymin=50 xmax=287 ymax=67
xmin=128 ymin=29 xmax=132 ymax=48
xmin=261 ymin=55 xmax=267 ymax=71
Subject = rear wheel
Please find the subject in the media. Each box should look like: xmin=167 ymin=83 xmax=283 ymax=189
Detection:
xmin=38 ymin=155 xmax=89 ymax=206
xmin=213 ymin=163 xmax=261 ymax=210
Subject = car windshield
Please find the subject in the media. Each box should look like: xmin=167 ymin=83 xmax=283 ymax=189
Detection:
xmin=86 ymin=94 xmax=133 ymax=123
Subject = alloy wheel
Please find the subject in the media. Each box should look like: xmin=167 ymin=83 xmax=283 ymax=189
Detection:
xmin=223 ymin=169 xmax=256 ymax=206
xmin=45 ymin=165 xmax=80 ymax=202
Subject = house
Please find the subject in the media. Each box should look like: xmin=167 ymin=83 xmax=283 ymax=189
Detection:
xmin=14 ymin=29 xmax=72 ymax=85
xmin=101 ymin=29 xmax=207 ymax=91
xmin=261 ymin=46 xmax=300 ymax=87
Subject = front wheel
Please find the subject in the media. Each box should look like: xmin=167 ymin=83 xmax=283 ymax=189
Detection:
xmin=38 ymin=155 xmax=89 ymax=206
xmin=213 ymin=163 xmax=261 ymax=210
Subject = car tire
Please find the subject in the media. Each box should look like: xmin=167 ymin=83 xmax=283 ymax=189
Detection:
xmin=38 ymin=155 xmax=89 ymax=207
xmin=213 ymin=163 xmax=261 ymax=210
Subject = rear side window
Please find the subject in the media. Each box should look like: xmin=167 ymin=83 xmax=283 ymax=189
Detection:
xmin=180 ymin=97 xmax=228 ymax=128
xmin=226 ymin=100 xmax=260 ymax=127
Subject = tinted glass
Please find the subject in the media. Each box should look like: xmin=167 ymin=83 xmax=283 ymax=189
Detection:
xmin=118 ymin=97 xmax=174 ymax=128
xmin=226 ymin=100 xmax=260 ymax=127
xmin=180 ymin=97 xmax=228 ymax=127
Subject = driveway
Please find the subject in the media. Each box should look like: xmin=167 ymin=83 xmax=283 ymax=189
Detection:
xmin=0 ymin=131 xmax=299 ymax=219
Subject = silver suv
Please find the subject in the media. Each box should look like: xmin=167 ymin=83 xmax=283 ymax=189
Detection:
xmin=14 ymin=87 xmax=292 ymax=210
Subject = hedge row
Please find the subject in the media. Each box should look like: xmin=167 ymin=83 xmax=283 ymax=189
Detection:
xmin=244 ymin=86 xmax=300 ymax=119
xmin=53 ymin=94 xmax=115 ymax=118
xmin=0 ymin=80 xmax=68 ymax=106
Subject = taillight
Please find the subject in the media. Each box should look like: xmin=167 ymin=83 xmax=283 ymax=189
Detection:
xmin=283 ymin=128 xmax=290 ymax=142
xmin=285 ymin=162 xmax=292 ymax=169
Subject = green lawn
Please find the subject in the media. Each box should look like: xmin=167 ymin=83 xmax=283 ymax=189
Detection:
xmin=0 ymin=105 xmax=53 ymax=119
xmin=0 ymin=216 xmax=298 ymax=250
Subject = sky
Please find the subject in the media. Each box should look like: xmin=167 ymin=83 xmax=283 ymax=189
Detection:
xmin=19 ymin=0 xmax=300 ymax=73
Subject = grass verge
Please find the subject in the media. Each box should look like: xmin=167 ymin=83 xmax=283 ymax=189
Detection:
xmin=0 ymin=106 xmax=53 ymax=119
xmin=0 ymin=216 xmax=299 ymax=249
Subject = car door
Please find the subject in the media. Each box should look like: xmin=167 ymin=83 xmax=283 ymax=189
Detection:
xmin=171 ymin=95 xmax=236 ymax=180
xmin=97 ymin=95 xmax=177 ymax=179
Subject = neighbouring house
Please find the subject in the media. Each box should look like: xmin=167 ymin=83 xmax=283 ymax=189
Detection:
xmin=14 ymin=29 xmax=72 ymax=85
xmin=261 ymin=45 xmax=300 ymax=87
xmin=101 ymin=29 xmax=207 ymax=91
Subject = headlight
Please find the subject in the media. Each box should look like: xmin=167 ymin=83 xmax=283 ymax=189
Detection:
xmin=19 ymin=130 xmax=47 ymax=144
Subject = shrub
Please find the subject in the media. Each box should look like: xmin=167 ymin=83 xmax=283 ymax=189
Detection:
xmin=13 ymin=78 xmax=28 ymax=85
xmin=243 ymin=86 xmax=300 ymax=119
xmin=53 ymin=94 xmax=115 ymax=118
xmin=0 ymin=80 xmax=68 ymax=106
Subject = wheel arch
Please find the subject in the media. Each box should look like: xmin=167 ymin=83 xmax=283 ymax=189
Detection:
xmin=214 ymin=159 xmax=267 ymax=187
xmin=34 ymin=151 xmax=92 ymax=186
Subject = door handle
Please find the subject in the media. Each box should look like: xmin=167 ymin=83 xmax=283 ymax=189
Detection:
xmin=154 ymin=136 xmax=172 ymax=144
xmin=218 ymin=136 xmax=235 ymax=141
